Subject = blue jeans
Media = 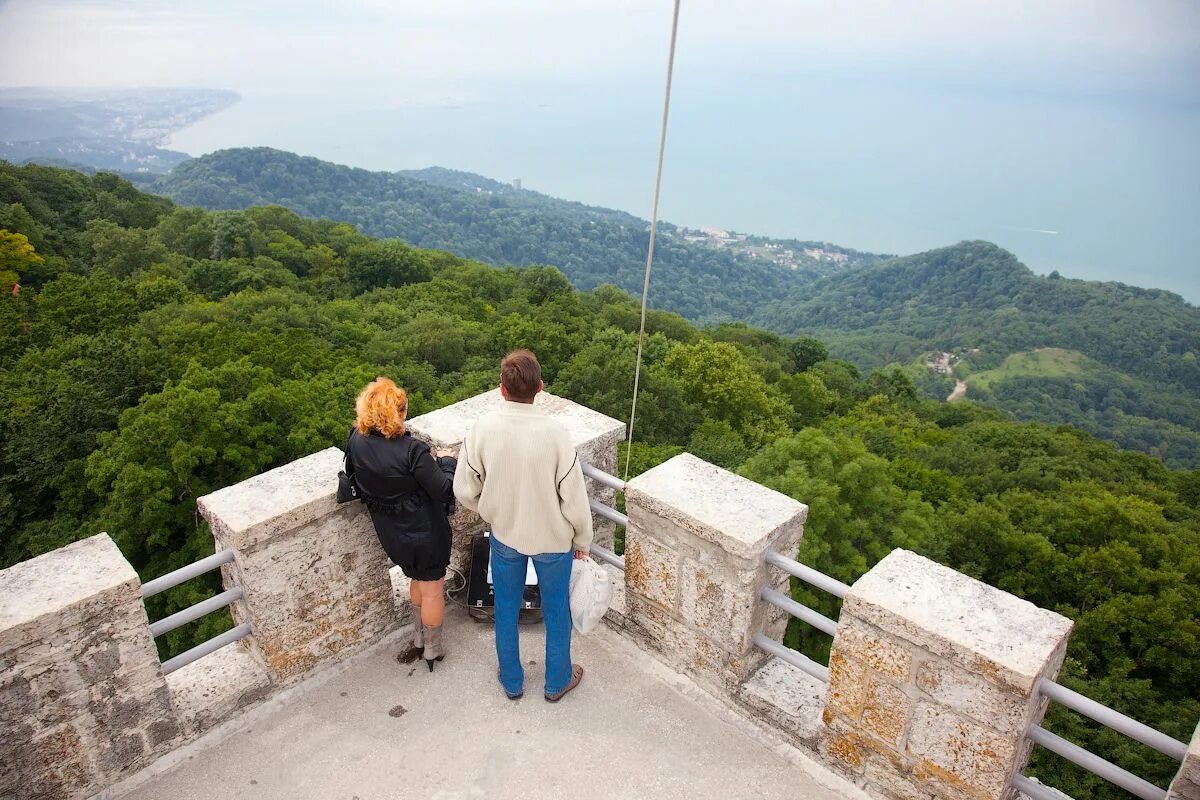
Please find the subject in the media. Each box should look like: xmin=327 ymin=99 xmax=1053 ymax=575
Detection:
xmin=490 ymin=536 xmax=573 ymax=696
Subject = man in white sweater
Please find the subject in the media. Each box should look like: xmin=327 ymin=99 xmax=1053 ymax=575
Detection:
xmin=453 ymin=349 xmax=593 ymax=702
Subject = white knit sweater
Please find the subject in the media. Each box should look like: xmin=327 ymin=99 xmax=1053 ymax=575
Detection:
xmin=453 ymin=400 xmax=594 ymax=555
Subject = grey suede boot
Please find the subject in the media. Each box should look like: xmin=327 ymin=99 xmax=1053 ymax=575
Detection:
xmin=411 ymin=607 xmax=424 ymax=649
xmin=397 ymin=606 xmax=423 ymax=664
xmin=423 ymin=623 xmax=444 ymax=672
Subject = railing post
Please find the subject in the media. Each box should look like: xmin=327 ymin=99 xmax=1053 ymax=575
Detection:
xmin=620 ymin=453 xmax=807 ymax=693
xmin=1168 ymin=723 xmax=1200 ymax=799
xmin=406 ymin=388 xmax=625 ymax=569
xmin=0 ymin=534 xmax=179 ymax=799
xmin=197 ymin=448 xmax=396 ymax=684
xmin=820 ymin=549 xmax=1074 ymax=800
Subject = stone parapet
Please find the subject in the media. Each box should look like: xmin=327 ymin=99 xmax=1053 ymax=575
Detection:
xmin=406 ymin=389 xmax=625 ymax=570
xmin=1168 ymin=723 xmax=1200 ymax=800
xmin=0 ymin=534 xmax=178 ymax=800
xmin=620 ymin=453 xmax=807 ymax=693
xmin=164 ymin=646 xmax=271 ymax=739
xmin=197 ymin=448 xmax=396 ymax=684
xmin=821 ymin=549 xmax=1073 ymax=800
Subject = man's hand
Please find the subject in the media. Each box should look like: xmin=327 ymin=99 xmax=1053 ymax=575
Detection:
xmin=574 ymin=549 xmax=589 ymax=560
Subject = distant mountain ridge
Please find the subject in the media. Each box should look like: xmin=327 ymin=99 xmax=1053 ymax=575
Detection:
xmin=152 ymin=147 xmax=882 ymax=322
xmin=750 ymin=241 xmax=1200 ymax=466
xmin=146 ymin=147 xmax=1200 ymax=466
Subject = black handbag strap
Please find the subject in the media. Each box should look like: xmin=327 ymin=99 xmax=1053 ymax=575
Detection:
xmin=343 ymin=426 xmax=357 ymax=479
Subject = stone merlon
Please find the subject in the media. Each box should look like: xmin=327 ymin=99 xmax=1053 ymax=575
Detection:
xmin=625 ymin=452 xmax=809 ymax=560
xmin=844 ymin=549 xmax=1073 ymax=694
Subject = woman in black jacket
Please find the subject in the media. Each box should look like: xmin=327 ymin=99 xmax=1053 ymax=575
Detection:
xmin=347 ymin=377 xmax=457 ymax=671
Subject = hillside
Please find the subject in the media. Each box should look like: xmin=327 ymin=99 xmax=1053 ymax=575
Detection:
xmin=146 ymin=150 xmax=1200 ymax=465
xmin=151 ymin=147 xmax=881 ymax=323
xmin=752 ymin=241 xmax=1200 ymax=466
xmin=1 ymin=162 xmax=1197 ymax=799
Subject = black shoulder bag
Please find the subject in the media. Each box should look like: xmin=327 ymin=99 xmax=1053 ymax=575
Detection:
xmin=336 ymin=427 xmax=361 ymax=504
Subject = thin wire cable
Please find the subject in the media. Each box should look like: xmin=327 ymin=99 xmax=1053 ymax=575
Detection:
xmin=624 ymin=0 xmax=682 ymax=481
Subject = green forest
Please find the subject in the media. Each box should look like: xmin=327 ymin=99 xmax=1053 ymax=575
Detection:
xmin=752 ymin=241 xmax=1200 ymax=468
xmin=148 ymin=147 xmax=1200 ymax=469
xmin=2 ymin=163 xmax=1198 ymax=799
xmin=153 ymin=147 xmax=847 ymax=323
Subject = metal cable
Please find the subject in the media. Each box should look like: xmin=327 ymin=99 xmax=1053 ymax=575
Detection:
xmin=623 ymin=0 xmax=682 ymax=481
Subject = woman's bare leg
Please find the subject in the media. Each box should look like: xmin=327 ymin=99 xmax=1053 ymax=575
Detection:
xmin=418 ymin=578 xmax=445 ymax=627
xmin=409 ymin=580 xmax=422 ymax=609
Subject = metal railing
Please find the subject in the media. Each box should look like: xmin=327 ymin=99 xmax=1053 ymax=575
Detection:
xmin=752 ymin=548 xmax=849 ymax=684
xmin=140 ymin=549 xmax=252 ymax=675
xmin=581 ymin=460 xmax=626 ymax=571
xmin=585 ymin=458 xmax=1193 ymax=799
xmin=1014 ymin=678 xmax=1189 ymax=800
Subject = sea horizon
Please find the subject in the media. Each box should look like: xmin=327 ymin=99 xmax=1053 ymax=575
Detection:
xmin=165 ymin=75 xmax=1200 ymax=303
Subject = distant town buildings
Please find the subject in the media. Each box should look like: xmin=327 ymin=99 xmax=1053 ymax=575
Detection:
xmin=673 ymin=226 xmax=857 ymax=273
xmin=511 ymin=178 xmax=522 ymax=190
xmin=927 ymin=352 xmax=954 ymax=375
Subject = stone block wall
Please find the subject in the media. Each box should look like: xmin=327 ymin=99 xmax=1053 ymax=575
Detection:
xmin=406 ymin=388 xmax=625 ymax=571
xmin=820 ymin=550 xmax=1074 ymax=800
xmin=1169 ymin=723 xmax=1200 ymax=800
xmin=0 ymin=534 xmax=178 ymax=800
xmin=198 ymin=447 xmax=397 ymax=684
xmin=620 ymin=453 xmax=807 ymax=693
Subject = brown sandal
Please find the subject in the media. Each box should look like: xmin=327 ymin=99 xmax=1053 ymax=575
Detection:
xmin=544 ymin=664 xmax=584 ymax=703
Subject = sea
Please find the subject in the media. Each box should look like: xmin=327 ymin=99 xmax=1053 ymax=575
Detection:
xmin=167 ymin=73 xmax=1200 ymax=303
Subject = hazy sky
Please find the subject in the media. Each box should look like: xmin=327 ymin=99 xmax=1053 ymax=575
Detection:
xmin=2 ymin=0 xmax=1197 ymax=100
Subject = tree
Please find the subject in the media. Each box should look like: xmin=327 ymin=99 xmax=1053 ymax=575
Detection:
xmin=347 ymin=240 xmax=432 ymax=293
xmin=0 ymin=229 xmax=44 ymax=289
xmin=659 ymin=340 xmax=792 ymax=448
xmin=790 ymin=336 xmax=828 ymax=371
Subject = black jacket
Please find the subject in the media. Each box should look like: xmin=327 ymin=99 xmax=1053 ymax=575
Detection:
xmin=346 ymin=429 xmax=457 ymax=560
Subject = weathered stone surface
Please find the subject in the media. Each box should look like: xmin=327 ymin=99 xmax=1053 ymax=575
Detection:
xmin=859 ymin=747 xmax=937 ymax=800
xmin=406 ymin=389 xmax=626 ymax=564
xmin=622 ymin=453 xmax=807 ymax=696
xmin=826 ymin=649 xmax=871 ymax=722
xmin=914 ymin=657 xmax=1028 ymax=738
xmin=862 ymin=678 xmax=909 ymax=749
xmin=165 ymin=644 xmax=272 ymax=739
xmin=602 ymin=562 xmax=627 ymax=620
xmin=0 ymin=535 xmax=139 ymax=648
xmin=626 ymin=453 xmax=808 ymax=560
xmin=822 ymin=548 xmax=1074 ymax=800
xmin=906 ymin=702 xmax=1012 ymax=799
xmin=624 ymin=534 xmax=681 ymax=611
xmin=388 ymin=564 xmax=414 ymax=619
xmin=835 ymin=617 xmax=914 ymax=683
xmin=407 ymin=388 xmax=624 ymax=450
xmin=1168 ymin=722 xmax=1200 ymax=800
xmin=198 ymin=455 xmax=398 ymax=685
xmin=0 ymin=534 xmax=177 ymax=800
xmin=198 ymin=448 xmax=345 ymax=553
xmin=737 ymin=656 xmax=826 ymax=748
xmin=844 ymin=550 xmax=1072 ymax=694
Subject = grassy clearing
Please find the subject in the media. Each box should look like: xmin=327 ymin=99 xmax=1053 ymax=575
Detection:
xmin=967 ymin=348 xmax=1093 ymax=390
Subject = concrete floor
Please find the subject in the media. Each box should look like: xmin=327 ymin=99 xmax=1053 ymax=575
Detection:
xmin=114 ymin=609 xmax=862 ymax=800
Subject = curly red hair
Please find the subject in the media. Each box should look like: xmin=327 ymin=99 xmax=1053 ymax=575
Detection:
xmin=355 ymin=377 xmax=408 ymax=438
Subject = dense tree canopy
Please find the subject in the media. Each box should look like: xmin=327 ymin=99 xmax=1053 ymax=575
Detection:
xmin=752 ymin=241 xmax=1200 ymax=467
xmin=1 ymin=162 xmax=1196 ymax=799
xmin=154 ymin=148 xmax=860 ymax=323
xmin=150 ymin=149 xmax=1200 ymax=468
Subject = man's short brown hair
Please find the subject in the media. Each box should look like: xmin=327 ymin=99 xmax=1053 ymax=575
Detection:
xmin=501 ymin=349 xmax=541 ymax=402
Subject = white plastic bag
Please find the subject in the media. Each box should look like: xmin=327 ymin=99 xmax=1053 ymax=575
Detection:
xmin=569 ymin=557 xmax=613 ymax=635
